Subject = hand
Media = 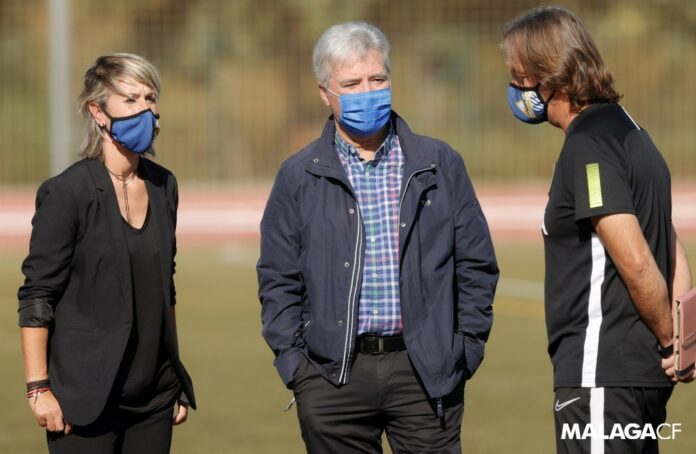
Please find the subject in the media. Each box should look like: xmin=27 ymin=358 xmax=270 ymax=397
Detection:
xmin=28 ymin=390 xmax=73 ymax=434
xmin=173 ymin=400 xmax=188 ymax=426
xmin=661 ymin=354 xmax=696 ymax=383
xmin=661 ymin=354 xmax=678 ymax=383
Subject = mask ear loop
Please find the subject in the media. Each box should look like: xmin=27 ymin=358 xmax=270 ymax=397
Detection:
xmin=538 ymin=84 xmax=555 ymax=106
xmin=324 ymin=86 xmax=340 ymax=98
xmin=521 ymin=83 xmax=555 ymax=120
xmin=323 ymin=85 xmax=347 ymax=124
xmin=536 ymin=85 xmax=556 ymax=122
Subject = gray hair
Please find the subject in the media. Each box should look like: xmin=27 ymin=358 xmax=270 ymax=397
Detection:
xmin=77 ymin=53 xmax=161 ymax=159
xmin=312 ymin=21 xmax=391 ymax=87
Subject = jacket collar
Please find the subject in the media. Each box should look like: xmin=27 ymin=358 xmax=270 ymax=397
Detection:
xmin=306 ymin=111 xmax=437 ymax=180
xmin=85 ymin=157 xmax=173 ymax=311
xmin=86 ymin=156 xmax=111 ymax=191
xmin=390 ymin=112 xmax=437 ymax=175
xmin=85 ymin=158 xmax=133 ymax=318
xmin=304 ymin=115 xmax=346 ymax=182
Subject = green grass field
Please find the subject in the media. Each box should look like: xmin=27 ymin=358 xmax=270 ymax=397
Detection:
xmin=1 ymin=240 xmax=695 ymax=453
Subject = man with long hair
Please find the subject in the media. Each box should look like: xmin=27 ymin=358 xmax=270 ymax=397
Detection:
xmin=501 ymin=6 xmax=691 ymax=453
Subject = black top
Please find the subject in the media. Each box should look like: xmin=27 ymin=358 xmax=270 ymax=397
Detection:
xmin=119 ymin=205 xmax=180 ymax=412
xmin=543 ymin=103 xmax=673 ymax=389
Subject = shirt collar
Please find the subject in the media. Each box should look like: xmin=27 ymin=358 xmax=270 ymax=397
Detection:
xmin=335 ymin=122 xmax=395 ymax=164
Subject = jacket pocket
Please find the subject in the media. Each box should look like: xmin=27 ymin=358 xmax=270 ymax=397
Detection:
xmin=290 ymin=355 xmax=310 ymax=391
xmin=452 ymin=330 xmax=468 ymax=371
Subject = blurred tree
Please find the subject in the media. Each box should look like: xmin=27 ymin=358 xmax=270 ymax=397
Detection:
xmin=1 ymin=0 xmax=694 ymax=183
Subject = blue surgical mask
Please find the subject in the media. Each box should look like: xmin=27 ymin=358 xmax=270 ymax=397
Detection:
xmin=507 ymin=83 xmax=553 ymax=124
xmin=104 ymin=108 xmax=160 ymax=154
xmin=327 ymin=87 xmax=392 ymax=137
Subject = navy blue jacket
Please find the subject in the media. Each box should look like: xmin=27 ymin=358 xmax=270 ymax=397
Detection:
xmin=258 ymin=113 xmax=498 ymax=399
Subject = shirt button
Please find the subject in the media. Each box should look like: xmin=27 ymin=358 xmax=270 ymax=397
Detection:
xmin=349 ymin=208 xmax=355 ymax=215
xmin=370 ymin=237 xmax=376 ymax=242
xmin=372 ymin=309 xmax=378 ymax=315
xmin=372 ymin=273 xmax=378 ymax=278
xmin=344 ymin=262 xmax=350 ymax=268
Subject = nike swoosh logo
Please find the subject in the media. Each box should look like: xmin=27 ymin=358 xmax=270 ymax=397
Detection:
xmin=554 ymin=397 xmax=581 ymax=411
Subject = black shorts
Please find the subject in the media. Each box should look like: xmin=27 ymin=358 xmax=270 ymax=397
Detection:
xmin=553 ymin=387 xmax=673 ymax=454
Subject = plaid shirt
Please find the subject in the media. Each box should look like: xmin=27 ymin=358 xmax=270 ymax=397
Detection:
xmin=336 ymin=127 xmax=404 ymax=336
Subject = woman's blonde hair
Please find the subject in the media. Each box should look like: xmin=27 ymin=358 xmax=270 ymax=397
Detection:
xmin=501 ymin=6 xmax=621 ymax=112
xmin=77 ymin=53 xmax=161 ymax=159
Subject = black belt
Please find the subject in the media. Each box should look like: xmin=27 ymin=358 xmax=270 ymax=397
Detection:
xmin=358 ymin=335 xmax=406 ymax=354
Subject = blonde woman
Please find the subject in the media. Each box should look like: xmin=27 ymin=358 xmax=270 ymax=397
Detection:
xmin=18 ymin=53 xmax=195 ymax=453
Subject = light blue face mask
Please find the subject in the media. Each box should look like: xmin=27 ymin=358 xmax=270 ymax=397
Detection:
xmin=326 ymin=87 xmax=392 ymax=137
xmin=104 ymin=108 xmax=160 ymax=154
xmin=507 ymin=83 xmax=553 ymax=124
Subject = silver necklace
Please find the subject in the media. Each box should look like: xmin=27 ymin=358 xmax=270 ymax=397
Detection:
xmin=105 ymin=165 xmax=137 ymax=225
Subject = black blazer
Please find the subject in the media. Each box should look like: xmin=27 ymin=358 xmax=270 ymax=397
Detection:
xmin=18 ymin=157 xmax=196 ymax=426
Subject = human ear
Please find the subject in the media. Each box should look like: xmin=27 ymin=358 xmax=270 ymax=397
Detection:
xmin=88 ymin=102 xmax=108 ymax=129
xmin=318 ymin=83 xmax=331 ymax=107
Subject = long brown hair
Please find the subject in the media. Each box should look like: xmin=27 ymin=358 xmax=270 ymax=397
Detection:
xmin=501 ymin=5 xmax=621 ymax=112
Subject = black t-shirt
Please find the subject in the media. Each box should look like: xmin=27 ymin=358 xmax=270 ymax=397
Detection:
xmin=544 ymin=103 xmax=673 ymax=389
xmin=119 ymin=206 xmax=180 ymax=412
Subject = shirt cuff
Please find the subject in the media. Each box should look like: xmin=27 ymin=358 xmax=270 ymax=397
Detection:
xmin=17 ymin=298 xmax=54 ymax=327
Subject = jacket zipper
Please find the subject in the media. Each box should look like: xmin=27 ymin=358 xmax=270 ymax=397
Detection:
xmin=338 ymin=204 xmax=362 ymax=384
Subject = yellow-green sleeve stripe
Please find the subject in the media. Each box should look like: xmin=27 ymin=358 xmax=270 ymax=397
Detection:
xmin=586 ymin=163 xmax=603 ymax=208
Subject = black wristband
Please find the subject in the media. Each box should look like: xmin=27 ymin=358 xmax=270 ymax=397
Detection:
xmin=26 ymin=379 xmax=50 ymax=392
xmin=658 ymin=343 xmax=674 ymax=359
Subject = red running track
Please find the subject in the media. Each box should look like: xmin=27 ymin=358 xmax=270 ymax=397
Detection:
xmin=2 ymin=183 xmax=695 ymax=250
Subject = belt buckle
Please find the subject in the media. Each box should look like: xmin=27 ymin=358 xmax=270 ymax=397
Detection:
xmin=378 ymin=337 xmax=384 ymax=354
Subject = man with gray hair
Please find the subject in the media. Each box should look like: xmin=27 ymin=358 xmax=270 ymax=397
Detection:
xmin=258 ymin=21 xmax=498 ymax=453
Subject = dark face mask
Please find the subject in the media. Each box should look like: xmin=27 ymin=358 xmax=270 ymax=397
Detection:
xmin=507 ymin=83 xmax=554 ymax=124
